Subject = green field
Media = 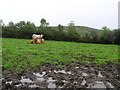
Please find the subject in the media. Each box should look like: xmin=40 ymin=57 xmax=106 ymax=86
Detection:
xmin=2 ymin=38 xmax=119 ymax=73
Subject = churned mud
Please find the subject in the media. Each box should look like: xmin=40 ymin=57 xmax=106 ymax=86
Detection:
xmin=2 ymin=61 xmax=120 ymax=89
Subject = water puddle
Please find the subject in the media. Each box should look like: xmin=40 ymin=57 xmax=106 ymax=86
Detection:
xmin=36 ymin=77 xmax=45 ymax=82
xmin=29 ymin=84 xmax=40 ymax=88
xmin=106 ymin=82 xmax=114 ymax=88
xmin=18 ymin=73 xmax=57 ymax=88
xmin=48 ymin=82 xmax=56 ymax=88
xmin=20 ymin=76 xmax=33 ymax=83
xmin=3 ymin=63 xmax=117 ymax=89
xmin=47 ymin=77 xmax=56 ymax=88
xmin=88 ymin=81 xmax=106 ymax=88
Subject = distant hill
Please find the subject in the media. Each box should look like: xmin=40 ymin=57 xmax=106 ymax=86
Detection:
xmin=50 ymin=25 xmax=102 ymax=35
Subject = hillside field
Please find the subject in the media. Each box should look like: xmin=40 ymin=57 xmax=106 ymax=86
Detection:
xmin=2 ymin=38 xmax=119 ymax=72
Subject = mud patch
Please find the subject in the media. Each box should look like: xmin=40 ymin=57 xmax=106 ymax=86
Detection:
xmin=2 ymin=62 xmax=120 ymax=89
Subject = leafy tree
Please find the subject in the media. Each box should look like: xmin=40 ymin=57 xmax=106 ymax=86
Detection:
xmin=17 ymin=21 xmax=36 ymax=39
xmin=15 ymin=21 xmax=26 ymax=28
xmin=84 ymin=33 xmax=91 ymax=42
xmin=68 ymin=21 xmax=75 ymax=32
xmin=40 ymin=18 xmax=46 ymax=27
xmin=58 ymin=24 xmax=64 ymax=32
xmin=100 ymin=26 xmax=113 ymax=44
xmin=2 ymin=21 xmax=36 ymax=39
xmin=2 ymin=20 xmax=119 ymax=44
xmin=0 ymin=19 xmax=3 ymax=37
xmin=90 ymin=30 xmax=99 ymax=43
xmin=0 ymin=19 xmax=3 ymax=26
xmin=67 ymin=21 xmax=80 ymax=42
xmin=8 ymin=21 xmax=14 ymax=26
xmin=101 ymin=26 xmax=109 ymax=31
xmin=46 ymin=22 xmax=49 ymax=27
xmin=113 ymin=29 xmax=120 ymax=44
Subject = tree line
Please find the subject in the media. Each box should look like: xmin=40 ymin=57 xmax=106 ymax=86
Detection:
xmin=1 ymin=18 xmax=120 ymax=44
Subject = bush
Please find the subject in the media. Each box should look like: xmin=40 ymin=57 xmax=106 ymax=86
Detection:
xmin=2 ymin=21 xmax=119 ymax=44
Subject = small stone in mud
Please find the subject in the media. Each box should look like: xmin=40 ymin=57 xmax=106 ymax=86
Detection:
xmin=57 ymin=70 xmax=66 ymax=74
xmin=81 ymin=79 xmax=86 ymax=86
xmin=98 ymin=71 xmax=103 ymax=78
xmin=54 ymin=70 xmax=58 ymax=74
xmin=67 ymin=71 xmax=72 ymax=75
xmin=75 ymin=67 xmax=79 ymax=69
xmin=62 ymin=80 xmax=69 ymax=84
xmin=48 ymin=70 xmax=51 ymax=73
xmin=5 ymin=81 xmax=12 ymax=85
xmin=82 ymin=72 xmax=88 ymax=77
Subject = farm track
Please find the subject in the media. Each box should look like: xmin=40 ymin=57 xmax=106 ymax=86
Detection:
xmin=2 ymin=61 xmax=120 ymax=89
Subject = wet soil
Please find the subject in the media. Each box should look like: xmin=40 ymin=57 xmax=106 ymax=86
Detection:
xmin=2 ymin=61 xmax=120 ymax=89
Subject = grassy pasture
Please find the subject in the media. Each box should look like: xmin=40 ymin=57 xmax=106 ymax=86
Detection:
xmin=2 ymin=38 xmax=119 ymax=72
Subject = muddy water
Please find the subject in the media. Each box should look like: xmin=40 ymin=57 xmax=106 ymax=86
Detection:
xmin=47 ymin=77 xmax=56 ymax=88
xmin=88 ymin=81 xmax=106 ymax=88
xmin=20 ymin=76 xmax=33 ymax=83
xmin=2 ymin=62 xmax=120 ymax=89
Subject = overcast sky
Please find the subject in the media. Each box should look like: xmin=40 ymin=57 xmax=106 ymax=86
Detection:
xmin=0 ymin=0 xmax=119 ymax=29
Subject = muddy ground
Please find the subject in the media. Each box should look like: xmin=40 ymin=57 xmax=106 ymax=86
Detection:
xmin=1 ymin=61 xmax=120 ymax=89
